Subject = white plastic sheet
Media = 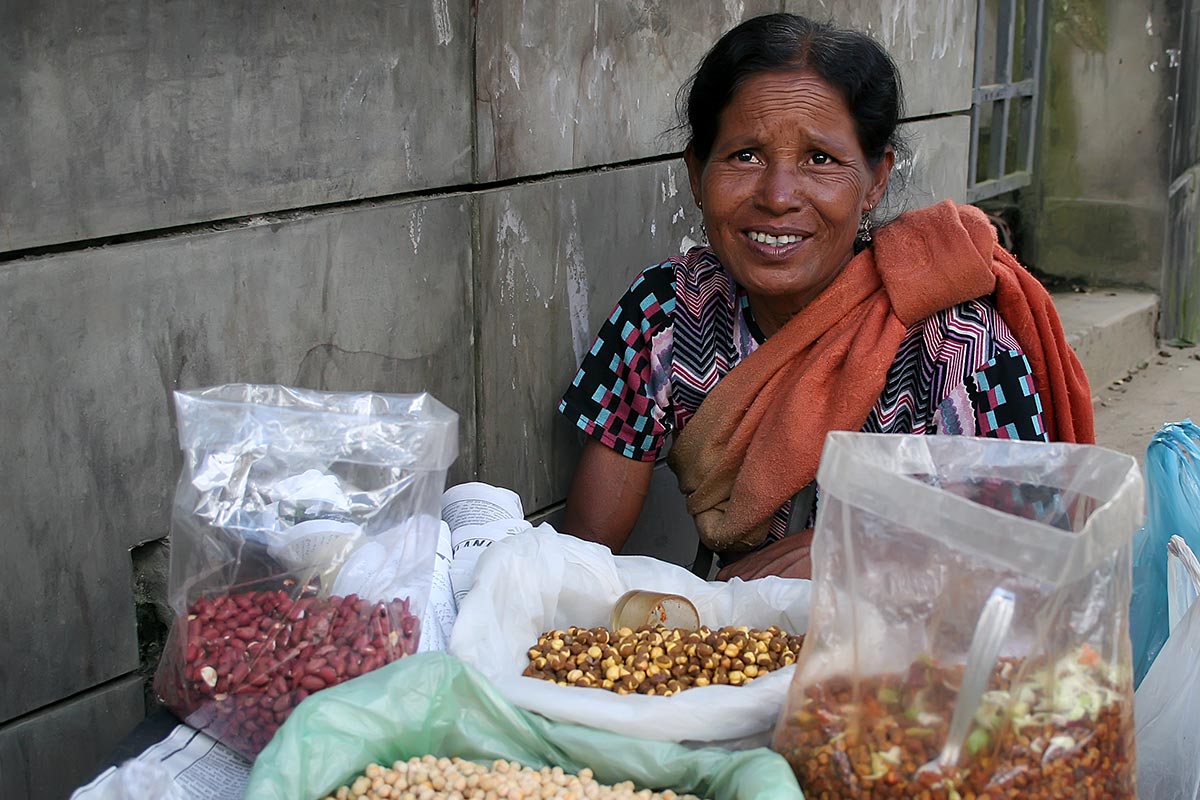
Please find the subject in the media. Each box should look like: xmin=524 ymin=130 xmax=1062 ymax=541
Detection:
xmin=449 ymin=527 xmax=811 ymax=748
xmin=1136 ymin=536 xmax=1200 ymax=800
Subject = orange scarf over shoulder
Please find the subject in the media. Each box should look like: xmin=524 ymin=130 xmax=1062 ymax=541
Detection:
xmin=667 ymin=200 xmax=1094 ymax=553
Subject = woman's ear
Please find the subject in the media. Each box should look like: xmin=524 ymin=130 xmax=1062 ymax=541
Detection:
xmin=684 ymin=145 xmax=704 ymax=209
xmin=866 ymin=145 xmax=895 ymax=210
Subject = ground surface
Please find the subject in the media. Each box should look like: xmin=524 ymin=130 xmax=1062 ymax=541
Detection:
xmin=1093 ymin=346 xmax=1200 ymax=464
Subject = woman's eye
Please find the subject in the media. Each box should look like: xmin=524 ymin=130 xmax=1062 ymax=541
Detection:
xmin=811 ymin=152 xmax=834 ymax=165
xmin=734 ymin=150 xmax=759 ymax=163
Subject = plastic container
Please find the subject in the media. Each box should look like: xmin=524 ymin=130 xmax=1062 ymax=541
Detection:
xmin=612 ymin=590 xmax=701 ymax=630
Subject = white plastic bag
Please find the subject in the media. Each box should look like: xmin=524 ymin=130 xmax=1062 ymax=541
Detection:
xmin=74 ymin=761 xmax=187 ymax=800
xmin=1136 ymin=535 xmax=1200 ymax=800
xmin=448 ymin=527 xmax=811 ymax=748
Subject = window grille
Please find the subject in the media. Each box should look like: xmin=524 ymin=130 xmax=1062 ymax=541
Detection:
xmin=967 ymin=0 xmax=1045 ymax=202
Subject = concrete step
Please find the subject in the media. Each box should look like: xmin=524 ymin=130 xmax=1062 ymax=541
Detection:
xmin=1054 ymin=290 xmax=1160 ymax=392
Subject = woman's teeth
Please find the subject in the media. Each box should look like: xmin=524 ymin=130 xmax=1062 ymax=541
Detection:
xmin=748 ymin=231 xmax=801 ymax=245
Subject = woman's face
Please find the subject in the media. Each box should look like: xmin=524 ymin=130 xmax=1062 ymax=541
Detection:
xmin=686 ymin=70 xmax=893 ymax=310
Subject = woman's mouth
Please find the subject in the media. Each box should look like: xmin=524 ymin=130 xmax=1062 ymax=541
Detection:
xmin=747 ymin=230 xmax=804 ymax=245
xmin=744 ymin=229 xmax=808 ymax=257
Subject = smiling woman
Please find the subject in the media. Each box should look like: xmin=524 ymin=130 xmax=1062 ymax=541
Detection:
xmin=685 ymin=69 xmax=892 ymax=335
xmin=557 ymin=14 xmax=1094 ymax=581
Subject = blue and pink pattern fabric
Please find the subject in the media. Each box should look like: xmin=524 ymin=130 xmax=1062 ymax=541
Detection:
xmin=559 ymin=246 xmax=1050 ymax=537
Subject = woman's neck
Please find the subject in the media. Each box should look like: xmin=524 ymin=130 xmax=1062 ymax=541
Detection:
xmin=746 ymin=281 xmax=833 ymax=339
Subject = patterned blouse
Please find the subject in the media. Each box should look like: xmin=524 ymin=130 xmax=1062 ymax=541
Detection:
xmin=559 ymin=247 xmax=1049 ymax=543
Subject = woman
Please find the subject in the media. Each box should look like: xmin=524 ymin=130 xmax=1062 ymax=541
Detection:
xmin=558 ymin=14 xmax=1092 ymax=580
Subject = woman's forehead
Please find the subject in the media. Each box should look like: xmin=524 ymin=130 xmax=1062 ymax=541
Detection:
xmin=719 ymin=70 xmax=857 ymax=138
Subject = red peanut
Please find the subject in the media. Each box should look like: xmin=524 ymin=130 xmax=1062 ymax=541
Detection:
xmin=154 ymin=588 xmax=419 ymax=758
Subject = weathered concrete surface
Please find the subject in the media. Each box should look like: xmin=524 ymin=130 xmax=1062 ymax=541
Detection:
xmin=475 ymin=160 xmax=702 ymax=511
xmin=0 ymin=197 xmax=475 ymax=723
xmin=474 ymin=0 xmax=778 ymax=181
xmin=1094 ymin=349 xmax=1200 ymax=465
xmin=786 ymin=0 xmax=977 ymax=116
xmin=1056 ymin=289 xmax=1160 ymax=390
xmin=475 ymin=1 xmax=972 ymax=183
xmin=891 ymin=115 xmax=971 ymax=210
xmin=1163 ymin=166 xmax=1200 ymax=342
xmin=0 ymin=0 xmax=473 ymax=252
xmin=0 ymin=674 xmax=143 ymax=799
xmin=1029 ymin=0 xmax=1179 ymax=286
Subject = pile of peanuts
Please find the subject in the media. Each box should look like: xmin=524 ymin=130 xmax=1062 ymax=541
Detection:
xmin=322 ymin=756 xmax=705 ymax=800
xmin=155 ymin=588 xmax=419 ymax=755
xmin=523 ymin=625 xmax=803 ymax=696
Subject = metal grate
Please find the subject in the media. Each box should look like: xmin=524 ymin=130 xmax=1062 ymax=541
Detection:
xmin=967 ymin=0 xmax=1045 ymax=203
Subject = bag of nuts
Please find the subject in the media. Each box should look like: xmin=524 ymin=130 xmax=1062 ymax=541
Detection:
xmin=244 ymin=651 xmax=805 ymax=799
xmin=153 ymin=385 xmax=458 ymax=757
xmin=773 ymin=432 xmax=1144 ymax=799
xmin=448 ymin=527 xmax=811 ymax=748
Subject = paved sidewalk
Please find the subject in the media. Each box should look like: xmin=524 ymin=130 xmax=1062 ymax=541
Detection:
xmin=1094 ymin=346 xmax=1200 ymax=463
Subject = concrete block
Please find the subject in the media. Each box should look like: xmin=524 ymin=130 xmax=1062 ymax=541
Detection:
xmin=1037 ymin=198 xmax=1164 ymax=287
xmin=1055 ymin=290 xmax=1160 ymax=390
xmin=0 ymin=674 xmax=143 ymax=799
xmin=474 ymin=0 xmax=779 ymax=181
xmin=0 ymin=196 xmax=475 ymax=722
xmin=890 ymin=115 xmax=971 ymax=212
xmin=0 ymin=0 xmax=473 ymax=252
xmin=786 ymin=0 xmax=977 ymax=116
xmin=475 ymin=161 xmax=703 ymax=511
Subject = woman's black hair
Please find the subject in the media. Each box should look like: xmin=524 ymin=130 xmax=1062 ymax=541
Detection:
xmin=678 ymin=13 xmax=906 ymax=166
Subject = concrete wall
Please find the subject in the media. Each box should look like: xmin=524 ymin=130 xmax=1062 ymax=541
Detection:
xmin=1164 ymin=0 xmax=1200 ymax=342
xmin=0 ymin=1 xmax=976 ymax=794
xmin=1026 ymin=0 xmax=1182 ymax=287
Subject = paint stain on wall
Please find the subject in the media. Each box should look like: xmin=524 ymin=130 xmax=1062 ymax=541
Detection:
xmin=565 ymin=199 xmax=591 ymax=368
xmin=433 ymin=0 xmax=453 ymax=46
xmin=876 ymin=0 xmax=969 ymax=64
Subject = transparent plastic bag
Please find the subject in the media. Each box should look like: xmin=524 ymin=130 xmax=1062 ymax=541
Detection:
xmin=773 ymin=433 xmax=1143 ymax=799
xmin=1135 ymin=536 xmax=1200 ymax=800
xmin=153 ymin=384 xmax=457 ymax=757
xmin=1131 ymin=420 xmax=1200 ymax=686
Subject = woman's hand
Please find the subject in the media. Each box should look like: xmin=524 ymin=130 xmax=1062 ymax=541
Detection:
xmin=562 ymin=438 xmax=654 ymax=554
xmin=716 ymin=530 xmax=813 ymax=581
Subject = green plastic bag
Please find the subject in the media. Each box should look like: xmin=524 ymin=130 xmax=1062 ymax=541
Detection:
xmin=245 ymin=652 xmax=803 ymax=800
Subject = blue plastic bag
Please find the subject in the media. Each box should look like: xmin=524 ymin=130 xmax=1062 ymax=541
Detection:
xmin=1131 ymin=420 xmax=1200 ymax=687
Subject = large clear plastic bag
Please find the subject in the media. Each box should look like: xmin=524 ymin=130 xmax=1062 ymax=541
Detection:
xmin=153 ymin=385 xmax=457 ymax=757
xmin=1136 ymin=535 xmax=1200 ymax=800
xmin=1131 ymin=420 xmax=1200 ymax=686
xmin=773 ymin=433 xmax=1143 ymax=799
xmin=245 ymin=652 xmax=804 ymax=799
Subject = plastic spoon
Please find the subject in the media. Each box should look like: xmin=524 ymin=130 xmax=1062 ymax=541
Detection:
xmin=937 ymin=587 xmax=1016 ymax=769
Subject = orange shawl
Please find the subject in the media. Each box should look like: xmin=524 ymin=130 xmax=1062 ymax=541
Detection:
xmin=667 ymin=200 xmax=1094 ymax=553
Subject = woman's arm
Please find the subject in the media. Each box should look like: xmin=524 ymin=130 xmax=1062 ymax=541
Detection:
xmin=561 ymin=438 xmax=655 ymax=553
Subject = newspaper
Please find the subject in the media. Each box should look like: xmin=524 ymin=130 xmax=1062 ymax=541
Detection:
xmin=441 ymin=483 xmax=531 ymax=604
xmin=70 ymin=724 xmax=250 ymax=800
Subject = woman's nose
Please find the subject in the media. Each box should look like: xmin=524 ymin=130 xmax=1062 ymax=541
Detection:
xmin=754 ymin=163 xmax=804 ymax=215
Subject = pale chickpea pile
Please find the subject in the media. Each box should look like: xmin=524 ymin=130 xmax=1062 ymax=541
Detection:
xmin=321 ymin=756 xmax=705 ymax=800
